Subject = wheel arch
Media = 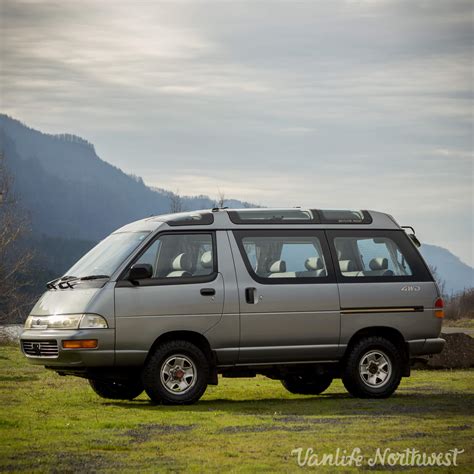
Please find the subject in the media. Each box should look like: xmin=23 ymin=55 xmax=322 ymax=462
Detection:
xmin=146 ymin=330 xmax=215 ymax=366
xmin=344 ymin=326 xmax=410 ymax=376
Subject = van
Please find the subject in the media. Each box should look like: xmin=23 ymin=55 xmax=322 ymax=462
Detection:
xmin=20 ymin=208 xmax=445 ymax=404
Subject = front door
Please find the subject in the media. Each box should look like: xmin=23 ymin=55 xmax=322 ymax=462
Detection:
xmin=114 ymin=231 xmax=224 ymax=366
xmin=228 ymin=229 xmax=341 ymax=364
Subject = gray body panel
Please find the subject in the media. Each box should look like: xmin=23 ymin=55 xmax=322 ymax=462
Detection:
xmin=339 ymin=282 xmax=442 ymax=345
xmin=114 ymin=274 xmax=225 ymax=366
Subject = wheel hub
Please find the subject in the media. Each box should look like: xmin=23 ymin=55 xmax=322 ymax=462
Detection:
xmin=359 ymin=350 xmax=392 ymax=388
xmin=368 ymin=362 xmax=379 ymax=374
xmin=160 ymin=355 xmax=196 ymax=394
xmin=173 ymin=368 xmax=185 ymax=380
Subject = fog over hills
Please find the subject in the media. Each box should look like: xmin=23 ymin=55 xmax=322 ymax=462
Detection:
xmin=0 ymin=114 xmax=472 ymax=294
xmin=0 ymin=114 xmax=252 ymax=241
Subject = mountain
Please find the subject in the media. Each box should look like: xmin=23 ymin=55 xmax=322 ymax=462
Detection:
xmin=0 ymin=114 xmax=252 ymax=242
xmin=420 ymin=244 xmax=473 ymax=296
xmin=0 ymin=113 xmax=472 ymax=296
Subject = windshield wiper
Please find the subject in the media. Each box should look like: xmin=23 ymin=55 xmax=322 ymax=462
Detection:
xmin=80 ymin=275 xmax=110 ymax=281
xmin=46 ymin=275 xmax=78 ymax=290
xmin=46 ymin=274 xmax=109 ymax=290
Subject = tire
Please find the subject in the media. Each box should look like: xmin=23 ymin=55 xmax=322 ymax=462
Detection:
xmin=342 ymin=336 xmax=403 ymax=399
xmin=281 ymin=374 xmax=333 ymax=395
xmin=142 ymin=340 xmax=209 ymax=405
xmin=89 ymin=379 xmax=144 ymax=400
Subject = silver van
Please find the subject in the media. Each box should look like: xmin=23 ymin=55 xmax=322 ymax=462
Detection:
xmin=20 ymin=208 xmax=445 ymax=404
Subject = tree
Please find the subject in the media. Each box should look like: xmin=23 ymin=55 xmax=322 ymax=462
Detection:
xmin=429 ymin=265 xmax=447 ymax=297
xmin=0 ymin=153 xmax=34 ymax=323
xmin=167 ymin=189 xmax=184 ymax=213
xmin=216 ymin=188 xmax=226 ymax=208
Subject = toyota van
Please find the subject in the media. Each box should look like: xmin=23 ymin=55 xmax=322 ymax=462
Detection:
xmin=20 ymin=208 xmax=445 ymax=404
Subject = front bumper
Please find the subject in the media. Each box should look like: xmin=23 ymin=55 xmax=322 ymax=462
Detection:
xmin=408 ymin=337 xmax=445 ymax=357
xmin=20 ymin=328 xmax=115 ymax=367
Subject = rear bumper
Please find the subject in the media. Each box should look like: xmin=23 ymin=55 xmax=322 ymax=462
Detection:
xmin=408 ymin=337 xmax=445 ymax=357
xmin=20 ymin=328 xmax=114 ymax=367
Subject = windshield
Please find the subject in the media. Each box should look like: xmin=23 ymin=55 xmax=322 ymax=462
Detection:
xmin=65 ymin=231 xmax=150 ymax=279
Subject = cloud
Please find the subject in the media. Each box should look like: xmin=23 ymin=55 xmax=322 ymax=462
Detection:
xmin=1 ymin=0 xmax=472 ymax=264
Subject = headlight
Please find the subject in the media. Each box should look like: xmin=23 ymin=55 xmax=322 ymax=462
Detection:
xmin=79 ymin=314 xmax=108 ymax=329
xmin=24 ymin=314 xmax=108 ymax=329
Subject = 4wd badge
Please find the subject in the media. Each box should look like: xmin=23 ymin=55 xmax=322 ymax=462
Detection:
xmin=401 ymin=285 xmax=421 ymax=292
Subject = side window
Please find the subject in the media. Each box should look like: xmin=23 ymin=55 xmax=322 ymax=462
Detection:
xmin=133 ymin=233 xmax=215 ymax=281
xmin=234 ymin=231 xmax=330 ymax=282
xmin=333 ymin=234 xmax=414 ymax=278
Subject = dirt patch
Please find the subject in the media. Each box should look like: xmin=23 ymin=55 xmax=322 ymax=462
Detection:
xmin=414 ymin=332 xmax=474 ymax=369
xmin=274 ymin=416 xmax=349 ymax=425
xmin=447 ymin=424 xmax=472 ymax=431
xmin=219 ymin=423 xmax=328 ymax=434
xmin=1 ymin=450 xmax=121 ymax=473
xmin=123 ymin=423 xmax=194 ymax=443
xmin=386 ymin=431 xmax=430 ymax=442
xmin=51 ymin=452 xmax=122 ymax=473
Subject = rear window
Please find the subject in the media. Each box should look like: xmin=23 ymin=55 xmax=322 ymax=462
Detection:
xmin=327 ymin=230 xmax=432 ymax=282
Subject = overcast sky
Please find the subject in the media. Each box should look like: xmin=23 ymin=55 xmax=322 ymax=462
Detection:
xmin=1 ymin=0 xmax=473 ymax=264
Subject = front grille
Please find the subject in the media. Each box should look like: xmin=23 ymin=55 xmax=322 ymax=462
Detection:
xmin=22 ymin=340 xmax=59 ymax=357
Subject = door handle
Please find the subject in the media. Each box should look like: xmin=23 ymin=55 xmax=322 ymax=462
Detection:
xmin=200 ymin=288 xmax=216 ymax=296
xmin=245 ymin=287 xmax=256 ymax=304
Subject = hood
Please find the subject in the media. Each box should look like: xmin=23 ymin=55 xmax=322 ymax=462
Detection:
xmin=30 ymin=287 xmax=105 ymax=316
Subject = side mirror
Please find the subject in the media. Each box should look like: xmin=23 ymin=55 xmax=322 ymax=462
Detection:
xmin=129 ymin=263 xmax=153 ymax=282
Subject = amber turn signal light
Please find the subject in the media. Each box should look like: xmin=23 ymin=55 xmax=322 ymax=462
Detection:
xmin=434 ymin=297 xmax=444 ymax=318
xmin=62 ymin=339 xmax=98 ymax=349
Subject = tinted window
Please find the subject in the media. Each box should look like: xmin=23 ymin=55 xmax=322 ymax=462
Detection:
xmin=228 ymin=209 xmax=315 ymax=224
xmin=166 ymin=212 xmax=214 ymax=226
xmin=328 ymin=230 xmax=431 ymax=282
xmin=317 ymin=209 xmax=372 ymax=224
xmin=234 ymin=230 xmax=332 ymax=283
xmin=133 ymin=233 xmax=215 ymax=281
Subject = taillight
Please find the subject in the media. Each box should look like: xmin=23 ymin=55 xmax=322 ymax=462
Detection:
xmin=434 ymin=297 xmax=444 ymax=318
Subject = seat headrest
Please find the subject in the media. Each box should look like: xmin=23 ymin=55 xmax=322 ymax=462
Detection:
xmin=339 ymin=260 xmax=356 ymax=272
xmin=369 ymin=258 xmax=388 ymax=271
xmin=172 ymin=253 xmax=192 ymax=272
xmin=269 ymin=260 xmax=286 ymax=273
xmin=305 ymin=257 xmax=323 ymax=271
xmin=200 ymin=251 xmax=213 ymax=269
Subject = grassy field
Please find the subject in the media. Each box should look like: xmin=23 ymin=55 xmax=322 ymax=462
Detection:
xmin=0 ymin=344 xmax=472 ymax=473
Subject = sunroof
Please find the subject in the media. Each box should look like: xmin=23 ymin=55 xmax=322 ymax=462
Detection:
xmin=228 ymin=209 xmax=315 ymax=224
xmin=167 ymin=212 xmax=214 ymax=226
xmin=317 ymin=210 xmax=372 ymax=224
xmin=227 ymin=209 xmax=372 ymax=225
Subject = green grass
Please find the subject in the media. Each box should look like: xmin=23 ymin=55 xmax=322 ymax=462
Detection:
xmin=444 ymin=318 xmax=474 ymax=329
xmin=0 ymin=345 xmax=472 ymax=473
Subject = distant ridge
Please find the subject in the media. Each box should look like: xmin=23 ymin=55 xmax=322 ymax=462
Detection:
xmin=0 ymin=113 xmax=252 ymax=241
xmin=420 ymin=244 xmax=474 ymax=295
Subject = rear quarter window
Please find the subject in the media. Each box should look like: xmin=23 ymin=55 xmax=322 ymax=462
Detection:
xmin=327 ymin=230 xmax=432 ymax=283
